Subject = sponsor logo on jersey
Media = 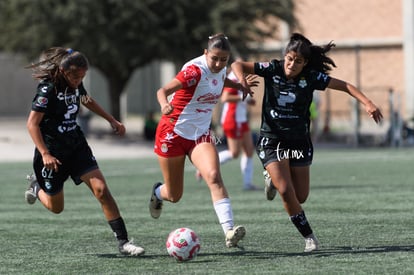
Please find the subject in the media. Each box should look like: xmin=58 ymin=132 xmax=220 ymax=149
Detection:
xmin=197 ymin=92 xmax=220 ymax=104
xmin=196 ymin=108 xmax=212 ymax=113
xmin=277 ymin=91 xmax=296 ymax=106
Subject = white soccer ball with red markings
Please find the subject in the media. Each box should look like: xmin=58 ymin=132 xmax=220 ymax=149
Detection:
xmin=166 ymin=227 xmax=200 ymax=261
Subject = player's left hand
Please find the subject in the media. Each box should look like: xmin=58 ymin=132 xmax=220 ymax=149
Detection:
xmin=365 ymin=102 xmax=383 ymax=124
xmin=111 ymin=120 xmax=126 ymax=136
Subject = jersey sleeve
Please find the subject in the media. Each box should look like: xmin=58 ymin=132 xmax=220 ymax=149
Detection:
xmin=254 ymin=59 xmax=282 ymax=78
xmin=175 ymin=64 xmax=202 ymax=88
xmin=310 ymin=71 xmax=331 ymax=91
xmin=31 ymin=81 xmax=55 ymax=113
xmin=78 ymin=82 xmax=88 ymax=96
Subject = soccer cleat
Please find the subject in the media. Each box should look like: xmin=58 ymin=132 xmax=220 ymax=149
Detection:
xmin=149 ymin=182 xmax=163 ymax=219
xmin=225 ymin=225 xmax=246 ymax=248
xmin=304 ymin=234 xmax=319 ymax=252
xmin=25 ymin=174 xmax=39 ymax=204
xmin=119 ymin=240 xmax=145 ymax=256
xmin=263 ymin=170 xmax=277 ymax=201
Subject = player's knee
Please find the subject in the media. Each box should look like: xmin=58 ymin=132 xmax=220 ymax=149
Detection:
xmin=93 ymin=185 xmax=111 ymax=202
xmin=203 ymin=169 xmax=221 ymax=184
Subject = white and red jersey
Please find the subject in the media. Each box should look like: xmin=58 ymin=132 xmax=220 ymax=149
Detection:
xmin=220 ymin=71 xmax=248 ymax=127
xmin=160 ymin=55 xmax=227 ymax=140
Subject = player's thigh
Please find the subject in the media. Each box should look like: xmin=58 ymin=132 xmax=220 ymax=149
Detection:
xmin=265 ymin=160 xmax=294 ymax=194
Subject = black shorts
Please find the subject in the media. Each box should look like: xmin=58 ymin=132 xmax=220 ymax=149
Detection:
xmin=255 ymin=135 xmax=313 ymax=168
xmin=33 ymin=142 xmax=98 ymax=195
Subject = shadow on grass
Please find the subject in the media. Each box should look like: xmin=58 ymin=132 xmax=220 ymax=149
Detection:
xmin=231 ymin=244 xmax=414 ymax=259
xmin=95 ymin=247 xmax=246 ymax=261
xmin=95 ymin=245 xmax=413 ymax=260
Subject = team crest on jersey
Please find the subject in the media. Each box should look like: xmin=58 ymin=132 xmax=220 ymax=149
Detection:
xmin=35 ymin=96 xmax=48 ymax=107
xmin=298 ymin=78 xmax=307 ymax=88
xmin=161 ymin=143 xmax=168 ymax=153
xmin=259 ymin=62 xmax=270 ymax=69
xmin=212 ymin=79 xmax=218 ymax=86
xmin=186 ymin=78 xmax=197 ymax=87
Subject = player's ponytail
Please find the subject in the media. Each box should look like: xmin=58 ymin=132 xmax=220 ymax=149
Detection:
xmin=26 ymin=47 xmax=88 ymax=81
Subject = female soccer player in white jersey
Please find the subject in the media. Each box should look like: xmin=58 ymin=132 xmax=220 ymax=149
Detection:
xmin=149 ymin=33 xmax=249 ymax=248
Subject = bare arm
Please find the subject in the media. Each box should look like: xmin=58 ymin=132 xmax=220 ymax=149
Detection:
xmin=231 ymin=61 xmax=256 ymax=100
xmin=222 ymin=74 xmax=258 ymax=104
xmin=27 ymin=111 xmax=62 ymax=171
xmin=82 ymin=98 xmax=126 ymax=136
xmin=327 ymin=78 xmax=383 ymax=123
xmin=157 ymin=78 xmax=182 ymax=115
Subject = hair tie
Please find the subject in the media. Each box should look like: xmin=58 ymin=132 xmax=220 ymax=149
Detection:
xmin=208 ymin=35 xmax=228 ymax=40
xmin=66 ymin=48 xmax=74 ymax=54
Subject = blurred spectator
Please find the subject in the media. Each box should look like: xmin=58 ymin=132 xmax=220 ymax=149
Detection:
xmin=143 ymin=111 xmax=158 ymax=141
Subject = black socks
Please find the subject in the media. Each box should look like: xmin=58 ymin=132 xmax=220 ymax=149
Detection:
xmin=108 ymin=217 xmax=129 ymax=246
xmin=290 ymin=210 xmax=313 ymax=237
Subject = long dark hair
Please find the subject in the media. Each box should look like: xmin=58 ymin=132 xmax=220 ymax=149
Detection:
xmin=26 ymin=47 xmax=89 ymax=82
xmin=285 ymin=33 xmax=336 ymax=74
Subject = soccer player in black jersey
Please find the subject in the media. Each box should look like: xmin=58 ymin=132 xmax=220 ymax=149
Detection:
xmin=231 ymin=33 xmax=383 ymax=252
xmin=24 ymin=47 xmax=144 ymax=256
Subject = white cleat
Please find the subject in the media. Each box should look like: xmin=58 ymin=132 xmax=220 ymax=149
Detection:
xmin=25 ymin=174 xmax=38 ymax=204
xmin=119 ymin=240 xmax=145 ymax=256
xmin=225 ymin=225 xmax=246 ymax=248
xmin=304 ymin=234 xmax=319 ymax=252
xmin=263 ymin=170 xmax=277 ymax=201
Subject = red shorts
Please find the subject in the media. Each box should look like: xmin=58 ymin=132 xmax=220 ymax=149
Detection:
xmin=222 ymin=121 xmax=250 ymax=139
xmin=154 ymin=120 xmax=213 ymax=157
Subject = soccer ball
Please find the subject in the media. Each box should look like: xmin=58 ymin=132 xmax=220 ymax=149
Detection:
xmin=166 ymin=227 xmax=200 ymax=261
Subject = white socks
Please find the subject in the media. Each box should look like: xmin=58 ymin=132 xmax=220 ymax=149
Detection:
xmin=240 ymin=155 xmax=253 ymax=187
xmin=155 ymin=184 xmax=163 ymax=200
xmin=218 ymin=150 xmax=233 ymax=164
xmin=213 ymin=198 xmax=234 ymax=234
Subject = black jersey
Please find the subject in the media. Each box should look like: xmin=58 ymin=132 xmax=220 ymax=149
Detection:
xmin=254 ymin=59 xmax=331 ymax=139
xmin=31 ymin=80 xmax=88 ymax=152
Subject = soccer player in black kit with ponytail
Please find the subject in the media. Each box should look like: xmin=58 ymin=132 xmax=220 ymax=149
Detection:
xmin=232 ymin=33 xmax=383 ymax=252
xmin=24 ymin=47 xmax=145 ymax=256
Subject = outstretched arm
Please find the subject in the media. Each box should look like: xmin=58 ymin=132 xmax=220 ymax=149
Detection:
xmin=328 ymin=78 xmax=383 ymax=123
xmin=83 ymin=98 xmax=126 ymax=136
xmin=231 ymin=61 xmax=256 ymax=100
